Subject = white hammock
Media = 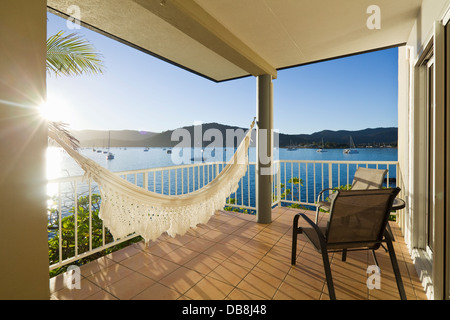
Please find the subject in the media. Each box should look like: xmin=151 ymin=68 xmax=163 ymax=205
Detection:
xmin=49 ymin=119 xmax=256 ymax=243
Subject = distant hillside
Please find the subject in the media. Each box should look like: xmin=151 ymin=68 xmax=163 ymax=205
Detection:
xmin=143 ymin=123 xmax=256 ymax=148
xmin=71 ymin=123 xmax=256 ymax=148
xmin=279 ymin=127 xmax=398 ymax=148
xmin=71 ymin=124 xmax=397 ymax=148
xmin=71 ymin=129 xmax=157 ymax=148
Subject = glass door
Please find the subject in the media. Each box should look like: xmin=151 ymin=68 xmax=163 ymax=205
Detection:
xmin=426 ymin=56 xmax=435 ymax=255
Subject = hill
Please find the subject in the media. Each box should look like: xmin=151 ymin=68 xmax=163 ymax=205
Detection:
xmin=279 ymin=127 xmax=398 ymax=148
xmin=71 ymin=129 xmax=157 ymax=148
xmin=71 ymin=124 xmax=397 ymax=148
xmin=71 ymin=123 xmax=256 ymax=148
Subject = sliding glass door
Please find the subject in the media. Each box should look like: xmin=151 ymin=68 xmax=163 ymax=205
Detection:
xmin=426 ymin=56 xmax=435 ymax=255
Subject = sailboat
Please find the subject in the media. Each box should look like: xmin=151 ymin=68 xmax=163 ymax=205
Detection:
xmin=317 ymin=138 xmax=327 ymax=152
xmin=191 ymin=147 xmax=206 ymax=162
xmin=287 ymin=140 xmax=297 ymax=151
xmin=106 ymin=131 xmax=115 ymax=160
xmin=343 ymin=136 xmax=358 ymax=154
xmin=191 ymin=137 xmax=207 ymax=162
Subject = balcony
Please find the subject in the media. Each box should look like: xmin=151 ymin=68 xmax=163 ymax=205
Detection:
xmin=47 ymin=160 xmax=426 ymax=300
xmin=49 ymin=207 xmax=426 ymax=300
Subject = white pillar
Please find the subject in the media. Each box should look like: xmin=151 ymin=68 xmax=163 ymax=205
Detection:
xmin=0 ymin=0 xmax=49 ymax=299
xmin=256 ymin=74 xmax=273 ymax=224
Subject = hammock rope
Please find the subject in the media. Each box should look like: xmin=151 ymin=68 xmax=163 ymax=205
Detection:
xmin=49 ymin=118 xmax=256 ymax=243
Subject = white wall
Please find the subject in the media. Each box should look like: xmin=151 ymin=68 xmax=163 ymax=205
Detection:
xmin=398 ymin=0 xmax=450 ymax=300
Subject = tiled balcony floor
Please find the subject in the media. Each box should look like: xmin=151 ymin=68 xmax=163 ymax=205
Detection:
xmin=49 ymin=207 xmax=427 ymax=300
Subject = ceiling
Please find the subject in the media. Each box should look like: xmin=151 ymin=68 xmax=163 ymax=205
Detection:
xmin=47 ymin=0 xmax=422 ymax=82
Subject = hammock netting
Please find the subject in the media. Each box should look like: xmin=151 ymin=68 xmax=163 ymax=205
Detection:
xmin=49 ymin=119 xmax=255 ymax=243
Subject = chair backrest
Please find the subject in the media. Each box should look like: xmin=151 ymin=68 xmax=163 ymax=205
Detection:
xmin=351 ymin=167 xmax=387 ymax=190
xmin=325 ymin=188 xmax=400 ymax=250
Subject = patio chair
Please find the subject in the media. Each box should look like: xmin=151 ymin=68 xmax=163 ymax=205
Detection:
xmin=315 ymin=167 xmax=388 ymax=224
xmin=291 ymin=187 xmax=406 ymax=300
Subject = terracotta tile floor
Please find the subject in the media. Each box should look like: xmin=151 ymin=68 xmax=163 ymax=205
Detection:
xmin=49 ymin=207 xmax=428 ymax=300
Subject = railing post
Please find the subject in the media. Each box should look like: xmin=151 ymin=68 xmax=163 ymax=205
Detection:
xmin=328 ymin=162 xmax=333 ymax=190
xmin=277 ymin=162 xmax=281 ymax=207
xmin=143 ymin=172 xmax=148 ymax=191
xmin=58 ymin=183 xmax=62 ymax=269
xmin=89 ymin=180 xmax=92 ymax=252
xmin=74 ymin=182 xmax=78 ymax=257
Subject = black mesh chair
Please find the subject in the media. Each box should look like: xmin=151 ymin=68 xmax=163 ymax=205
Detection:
xmin=315 ymin=167 xmax=388 ymax=224
xmin=291 ymin=187 xmax=406 ymax=300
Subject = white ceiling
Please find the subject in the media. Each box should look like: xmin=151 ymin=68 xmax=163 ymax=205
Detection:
xmin=196 ymin=0 xmax=422 ymax=68
xmin=47 ymin=0 xmax=422 ymax=82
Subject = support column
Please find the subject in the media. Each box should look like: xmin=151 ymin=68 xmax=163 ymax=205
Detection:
xmin=0 ymin=0 xmax=49 ymax=299
xmin=256 ymin=74 xmax=273 ymax=224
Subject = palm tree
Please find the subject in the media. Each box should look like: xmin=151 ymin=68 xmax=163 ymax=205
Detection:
xmin=46 ymin=31 xmax=105 ymax=149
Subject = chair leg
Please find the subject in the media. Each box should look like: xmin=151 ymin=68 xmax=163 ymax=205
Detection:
xmin=386 ymin=222 xmax=395 ymax=241
xmin=342 ymin=249 xmax=347 ymax=262
xmin=384 ymin=232 xmax=407 ymax=300
xmin=371 ymin=250 xmax=379 ymax=267
xmin=321 ymin=250 xmax=336 ymax=300
xmin=291 ymin=214 xmax=301 ymax=265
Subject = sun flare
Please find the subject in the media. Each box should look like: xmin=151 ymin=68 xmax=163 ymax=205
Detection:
xmin=39 ymin=93 xmax=74 ymax=123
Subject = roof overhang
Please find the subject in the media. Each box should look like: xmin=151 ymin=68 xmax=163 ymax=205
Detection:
xmin=47 ymin=0 xmax=422 ymax=82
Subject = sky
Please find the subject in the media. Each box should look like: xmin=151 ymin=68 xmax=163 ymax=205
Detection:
xmin=46 ymin=12 xmax=399 ymax=135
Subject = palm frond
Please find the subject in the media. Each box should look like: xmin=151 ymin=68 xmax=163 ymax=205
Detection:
xmin=47 ymin=31 xmax=105 ymax=77
xmin=48 ymin=121 xmax=80 ymax=150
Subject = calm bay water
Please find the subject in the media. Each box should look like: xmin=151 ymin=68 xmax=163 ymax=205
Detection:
xmin=48 ymin=146 xmax=398 ymax=180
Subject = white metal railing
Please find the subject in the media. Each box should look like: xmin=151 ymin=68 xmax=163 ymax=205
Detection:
xmin=272 ymin=160 xmax=399 ymax=209
xmin=47 ymin=159 xmax=398 ymax=270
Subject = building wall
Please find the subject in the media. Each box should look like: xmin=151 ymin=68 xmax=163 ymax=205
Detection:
xmin=398 ymin=0 xmax=450 ymax=300
xmin=0 ymin=0 xmax=50 ymax=299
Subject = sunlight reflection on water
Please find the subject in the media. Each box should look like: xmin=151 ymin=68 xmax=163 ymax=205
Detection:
xmin=46 ymin=147 xmax=63 ymax=199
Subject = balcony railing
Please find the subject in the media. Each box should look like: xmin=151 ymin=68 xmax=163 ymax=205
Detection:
xmin=47 ymin=160 xmax=399 ymax=271
xmin=273 ymin=160 xmax=399 ymax=208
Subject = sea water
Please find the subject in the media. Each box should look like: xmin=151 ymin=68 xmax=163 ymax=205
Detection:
xmin=47 ymin=146 xmax=397 ymax=179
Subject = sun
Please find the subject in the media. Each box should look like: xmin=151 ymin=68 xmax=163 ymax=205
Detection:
xmin=39 ymin=93 xmax=74 ymax=123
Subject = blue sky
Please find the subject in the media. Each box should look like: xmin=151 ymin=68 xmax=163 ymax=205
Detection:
xmin=46 ymin=12 xmax=398 ymax=135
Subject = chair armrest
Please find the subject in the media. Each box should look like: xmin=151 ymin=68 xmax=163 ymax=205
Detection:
xmin=296 ymin=213 xmax=326 ymax=241
xmin=316 ymin=188 xmax=337 ymax=203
